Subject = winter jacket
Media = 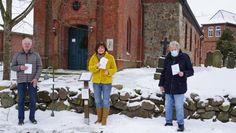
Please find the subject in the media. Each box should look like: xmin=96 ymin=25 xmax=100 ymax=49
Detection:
xmin=158 ymin=51 xmax=194 ymax=94
xmin=11 ymin=50 xmax=42 ymax=83
xmin=88 ymin=52 xmax=117 ymax=84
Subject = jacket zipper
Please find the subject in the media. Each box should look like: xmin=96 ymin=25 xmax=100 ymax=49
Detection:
xmin=26 ymin=53 xmax=29 ymax=89
xmin=170 ymin=59 xmax=175 ymax=94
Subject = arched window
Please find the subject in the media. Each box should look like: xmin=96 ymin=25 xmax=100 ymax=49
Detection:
xmin=127 ymin=17 xmax=131 ymax=53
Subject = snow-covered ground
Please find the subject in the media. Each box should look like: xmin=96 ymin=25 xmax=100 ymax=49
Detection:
xmin=0 ymin=107 xmax=235 ymax=133
xmin=1 ymin=66 xmax=236 ymax=133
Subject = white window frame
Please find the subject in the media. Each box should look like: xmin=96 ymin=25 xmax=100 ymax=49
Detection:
xmin=215 ymin=26 xmax=221 ymax=37
xmin=208 ymin=26 xmax=214 ymax=37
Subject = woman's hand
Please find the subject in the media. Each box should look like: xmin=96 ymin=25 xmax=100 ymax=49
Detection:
xmin=96 ymin=63 xmax=100 ymax=68
xmin=104 ymin=70 xmax=109 ymax=75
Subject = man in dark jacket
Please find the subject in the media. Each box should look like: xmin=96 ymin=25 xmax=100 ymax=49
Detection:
xmin=159 ymin=41 xmax=194 ymax=132
xmin=11 ymin=37 xmax=42 ymax=125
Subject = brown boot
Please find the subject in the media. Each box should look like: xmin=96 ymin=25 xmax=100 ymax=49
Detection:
xmin=101 ymin=108 xmax=109 ymax=125
xmin=95 ymin=108 xmax=102 ymax=124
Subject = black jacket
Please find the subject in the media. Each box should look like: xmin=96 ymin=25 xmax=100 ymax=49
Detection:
xmin=158 ymin=51 xmax=194 ymax=94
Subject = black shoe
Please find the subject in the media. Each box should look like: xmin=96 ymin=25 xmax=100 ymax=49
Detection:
xmin=30 ymin=119 xmax=37 ymax=124
xmin=165 ymin=123 xmax=173 ymax=126
xmin=18 ymin=121 xmax=24 ymax=126
xmin=177 ymin=124 xmax=184 ymax=132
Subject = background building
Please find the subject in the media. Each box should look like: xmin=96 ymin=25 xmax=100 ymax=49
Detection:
xmin=202 ymin=10 xmax=236 ymax=62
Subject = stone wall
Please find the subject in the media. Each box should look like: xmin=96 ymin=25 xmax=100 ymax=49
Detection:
xmin=1 ymin=84 xmax=236 ymax=123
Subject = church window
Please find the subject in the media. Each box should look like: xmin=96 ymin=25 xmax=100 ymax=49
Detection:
xmin=127 ymin=18 xmax=131 ymax=54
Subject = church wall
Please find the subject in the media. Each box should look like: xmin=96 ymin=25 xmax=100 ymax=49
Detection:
xmin=143 ymin=1 xmax=180 ymax=67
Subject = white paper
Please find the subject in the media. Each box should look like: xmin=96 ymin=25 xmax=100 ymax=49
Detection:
xmin=171 ymin=64 xmax=180 ymax=75
xmin=24 ymin=64 xmax=32 ymax=74
xmin=99 ymin=57 xmax=108 ymax=69
xmin=84 ymin=100 xmax=89 ymax=105
xmin=79 ymin=72 xmax=92 ymax=81
xmin=106 ymin=39 xmax=113 ymax=51
xmin=82 ymin=89 xmax=89 ymax=99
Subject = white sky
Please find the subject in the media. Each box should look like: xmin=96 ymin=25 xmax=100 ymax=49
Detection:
xmin=187 ymin=0 xmax=236 ymax=25
xmin=1 ymin=0 xmax=236 ymax=34
xmin=0 ymin=0 xmax=33 ymax=34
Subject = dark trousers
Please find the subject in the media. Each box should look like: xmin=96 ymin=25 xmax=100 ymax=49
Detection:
xmin=17 ymin=82 xmax=37 ymax=121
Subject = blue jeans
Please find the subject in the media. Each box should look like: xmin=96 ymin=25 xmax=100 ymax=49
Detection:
xmin=93 ymin=83 xmax=112 ymax=108
xmin=17 ymin=82 xmax=37 ymax=121
xmin=165 ymin=94 xmax=184 ymax=125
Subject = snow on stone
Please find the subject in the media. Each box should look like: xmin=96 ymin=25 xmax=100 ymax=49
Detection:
xmin=127 ymin=101 xmax=141 ymax=107
xmin=222 ymin=100 xmax=230 ymax=106
xmin=213 ymin=96 xmax=224 ymax=102
xmin=0 ymin=80 xmax=12 ymax=87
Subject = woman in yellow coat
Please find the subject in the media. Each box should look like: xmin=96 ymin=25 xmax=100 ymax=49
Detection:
xmin=88 ymin=42 xmax=117 ymax=125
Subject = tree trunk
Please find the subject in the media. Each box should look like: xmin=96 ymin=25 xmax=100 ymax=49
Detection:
xmin=3 ymin=24 xmax=12 ymax=80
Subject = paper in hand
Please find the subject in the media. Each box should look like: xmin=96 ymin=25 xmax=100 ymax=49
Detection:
xmin=24 ymin=64 xmax=32 ymax=74
xmin=99 ymin=57 xmax=108 ymax=69
xmin=171 ymin=64 xmax=180 ymax=75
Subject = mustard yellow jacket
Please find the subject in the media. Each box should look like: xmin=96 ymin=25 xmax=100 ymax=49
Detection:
xmin=88 ymin=52 xmax=117 ymax=84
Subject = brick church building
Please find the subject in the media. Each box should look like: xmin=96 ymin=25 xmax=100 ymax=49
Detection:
xmin=34 ymin=0 xmax=202 ymax=70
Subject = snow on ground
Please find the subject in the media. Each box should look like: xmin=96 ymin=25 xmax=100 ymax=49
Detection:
xmin=1 ymin=66 xmax=236 ymax=133
xmin=0 ymin=106 xmax=236 ymax=133
xmin=112 ymin=66 xmax=236 ymax=100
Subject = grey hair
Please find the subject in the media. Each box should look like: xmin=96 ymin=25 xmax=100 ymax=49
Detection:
xmin=22 ymin=37 xmax=32 ymax=44
xmin=169 ymin=41 xmax=181 ymax=50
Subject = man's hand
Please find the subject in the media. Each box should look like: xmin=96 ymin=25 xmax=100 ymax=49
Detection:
xmin=20 ymin=65 xmax=28 ymax=71
xmin=160 ymin=86 xmax=165 ymax=93
xmin=31 ymin=79 xmax=38 ymax=88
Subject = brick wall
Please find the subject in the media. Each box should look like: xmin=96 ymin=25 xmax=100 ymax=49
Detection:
xmin=33 ymin=0 xmax=201 ymax=69
xmin=202 ymin=23 xmax=236 ymax=64
xmin=116 ymin=0 xmax=143 ymax=69
xmin=0 ymin=31 xmax=32 ymax=61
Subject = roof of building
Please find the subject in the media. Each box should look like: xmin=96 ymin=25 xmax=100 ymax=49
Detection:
xmin=180 ymin=0 xmax=203 ymax=35
xmin=202 ymin=10 xmax=236 ymax=25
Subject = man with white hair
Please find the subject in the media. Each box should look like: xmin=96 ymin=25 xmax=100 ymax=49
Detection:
xmin=11 ymin=37 xmax=42 ymax=125
xmin=159 ymin=41 xmax=194 ymax=132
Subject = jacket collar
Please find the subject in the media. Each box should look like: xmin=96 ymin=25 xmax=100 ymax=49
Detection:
xmin=20 ymin=49 xmax=33 ymax=54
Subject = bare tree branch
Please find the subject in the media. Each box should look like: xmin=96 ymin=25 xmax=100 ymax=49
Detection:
xmin=0 ymin=0 xmax=6 ymax=22
xmin=11 ymin=0 xmax=35 ymax=27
